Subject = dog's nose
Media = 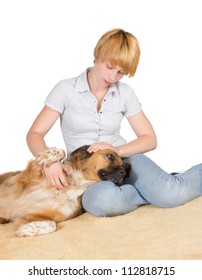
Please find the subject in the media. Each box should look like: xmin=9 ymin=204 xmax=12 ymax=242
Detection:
xmin=118 ymin=167 xmax=126 ymax=177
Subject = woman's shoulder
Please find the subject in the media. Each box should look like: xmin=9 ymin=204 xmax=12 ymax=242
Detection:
xmin=55 ymin=76 xmax=77 ymax=90
xmin=116 ymin=81 xmax=136 ymax=97
xmin=55 ymin=69 xmax=88 ymax=93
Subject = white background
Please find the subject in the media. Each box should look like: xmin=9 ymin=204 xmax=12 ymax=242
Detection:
xmin=0 ymin=0 xmax=202 ymax=173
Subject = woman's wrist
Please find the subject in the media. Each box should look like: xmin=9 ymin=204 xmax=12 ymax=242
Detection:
xmin=115 ymin=146 xmax=125 ymax=158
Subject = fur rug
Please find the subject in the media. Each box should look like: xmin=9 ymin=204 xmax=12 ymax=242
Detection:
xmin=1 ymin=197 xmax=202 ymax=260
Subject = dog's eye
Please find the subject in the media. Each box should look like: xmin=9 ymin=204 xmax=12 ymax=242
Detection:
xmin=107 ymin=154 xmax=115 ymax=161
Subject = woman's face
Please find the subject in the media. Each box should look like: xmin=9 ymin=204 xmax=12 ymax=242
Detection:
xmin=93 ymin=61 xmax=127 ymax=87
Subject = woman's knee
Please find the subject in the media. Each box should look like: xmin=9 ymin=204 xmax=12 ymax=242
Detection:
xmin=124 ymin=154 xmax=194 ymax=208
xmin=82 ymin=181 xmax=126 ymax=217
xmin=124 ymin=153 xmax=148 ymax=166
xmin=82 ymin=181 xmax=147 ymax=217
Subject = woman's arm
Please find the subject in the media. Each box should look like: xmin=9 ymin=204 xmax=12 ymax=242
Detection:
xmin=26 ymin=105 xmax=61 ymax=156
xmin=88 ymin=110 xmax=157 ymax=157
xmin=27 ymin=105 xmax=69 ymax=189
xmin=117 ymin=110 xmax=157 ymax=157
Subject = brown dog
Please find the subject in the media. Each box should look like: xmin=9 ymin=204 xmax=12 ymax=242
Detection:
xmin=0 ymin=145 xmax=130 ymax=237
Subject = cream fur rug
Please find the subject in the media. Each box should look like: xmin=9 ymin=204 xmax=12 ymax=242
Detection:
xmin=1 ymin=197 xmax=202 ymax=260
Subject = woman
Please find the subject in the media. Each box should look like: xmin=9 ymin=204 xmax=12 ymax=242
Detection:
xmin=27 ymin=28 xmax=202 ymax=217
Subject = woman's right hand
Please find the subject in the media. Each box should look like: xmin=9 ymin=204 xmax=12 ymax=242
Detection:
xmin=43 ymin=162 xmax=69 ymax=190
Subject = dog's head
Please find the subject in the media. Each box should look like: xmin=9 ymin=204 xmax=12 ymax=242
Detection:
xmin=69 ymin=145 xmax=131 ymax=186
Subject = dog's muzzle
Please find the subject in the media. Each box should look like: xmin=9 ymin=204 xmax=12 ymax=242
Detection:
xmin=98 ymin=164 xmax=131 ymax=186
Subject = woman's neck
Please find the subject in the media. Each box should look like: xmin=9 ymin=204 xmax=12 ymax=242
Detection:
xmin=87 ymin=68 xmax=108 ymax=94
xmin=87 ymin=68 xmax=109 ymax=112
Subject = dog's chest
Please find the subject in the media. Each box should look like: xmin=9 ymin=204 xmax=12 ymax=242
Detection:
xmin=46 ymin=179 xmax=91 ymax=216
xmin=52 ymin=187 xmax=86 ymax=207
xmin=37 ymin=185 xmax=88 ymax=218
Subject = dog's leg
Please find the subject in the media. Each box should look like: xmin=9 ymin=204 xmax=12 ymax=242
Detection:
xmin=16 ymin=220 xmax=57 ymax=237
xmin=36 ymin=147 xmax=66 ymax=167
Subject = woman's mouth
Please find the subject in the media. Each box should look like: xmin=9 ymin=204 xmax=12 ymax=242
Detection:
xmin=104 ymin=79 xmax=111 ymax=85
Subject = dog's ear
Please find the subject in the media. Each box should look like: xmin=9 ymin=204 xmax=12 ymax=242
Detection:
xmin=70 ymin=145 xmax=91 ymax=159
xmin=70 ymin=145 xmax=92 ymax=169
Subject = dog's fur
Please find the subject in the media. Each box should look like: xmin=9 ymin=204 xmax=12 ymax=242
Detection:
xmin=0 ymin=145 xmax=130 ymax=237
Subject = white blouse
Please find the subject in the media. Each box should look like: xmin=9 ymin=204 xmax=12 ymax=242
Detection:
xmin=45 ymin=69 xmax=142 ymax=154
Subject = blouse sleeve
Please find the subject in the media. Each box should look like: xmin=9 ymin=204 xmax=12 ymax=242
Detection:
xmin=122 ymin=84 xmax=142 ymax=117
xmin=44 ymin=81 xmax=66 ymax=114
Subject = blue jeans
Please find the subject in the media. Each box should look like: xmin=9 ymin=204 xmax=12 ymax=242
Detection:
xmin=82 ymin=154 xmax=202 ymax=217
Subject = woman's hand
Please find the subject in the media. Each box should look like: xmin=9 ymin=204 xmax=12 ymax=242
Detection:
xmin=87 ymin=111 xmax=157 ymax=158
xmin=43 ymin=162 xmax=69 ymax=190
xmin=87 ymin=142 xmax=121 ymax=155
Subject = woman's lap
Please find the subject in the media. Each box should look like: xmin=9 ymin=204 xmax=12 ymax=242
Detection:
xmin=82 ymin=181 xmax=148 ymax=217
xmin=82 ymin=154 xmax=202 ymax=216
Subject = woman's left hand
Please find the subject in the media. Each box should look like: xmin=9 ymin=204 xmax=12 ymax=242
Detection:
xmin=87 ymin=142 xmax=119 ymax=154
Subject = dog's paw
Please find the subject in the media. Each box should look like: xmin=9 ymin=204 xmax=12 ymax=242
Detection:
xmin=16 ymin=221 xmax=57 ymax=237
xmin=36 ymin=147 xmax=66 ymax=167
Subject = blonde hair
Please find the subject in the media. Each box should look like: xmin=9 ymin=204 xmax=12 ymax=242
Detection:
xmin=93 ymin=28 xmax=140 ymax=77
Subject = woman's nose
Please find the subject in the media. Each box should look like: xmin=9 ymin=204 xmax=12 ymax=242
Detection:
xmin=109 ymin=70 xmax=118 ymax=82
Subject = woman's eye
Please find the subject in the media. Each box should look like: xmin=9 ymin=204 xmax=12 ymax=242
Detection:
xmin=106 ymin=63 xmax=113 ymax=69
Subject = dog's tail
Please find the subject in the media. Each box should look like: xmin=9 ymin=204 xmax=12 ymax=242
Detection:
xmin=0 ymin=171 xmax=21 ymax=185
